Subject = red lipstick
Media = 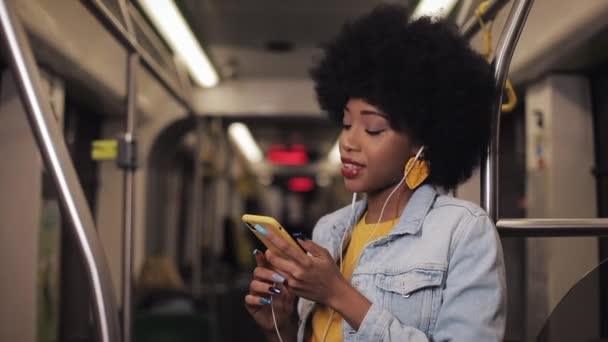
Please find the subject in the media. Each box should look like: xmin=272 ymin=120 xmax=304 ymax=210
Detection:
xmin=341 ymin=157 xmax=365 ymax=179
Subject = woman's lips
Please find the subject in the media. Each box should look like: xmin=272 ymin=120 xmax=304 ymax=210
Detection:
xmin=341 ymin=158 xmax=365 ymax=179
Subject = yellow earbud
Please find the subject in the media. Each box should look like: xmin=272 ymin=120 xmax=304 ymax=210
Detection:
xmin=404 ymin=158 xmax=430 ymax=190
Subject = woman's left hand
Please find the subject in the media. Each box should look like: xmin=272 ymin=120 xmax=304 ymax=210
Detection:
xmin=263 ymin=230 xmax=348 ymax=307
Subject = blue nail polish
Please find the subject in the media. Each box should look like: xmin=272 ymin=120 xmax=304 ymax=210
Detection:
xmin=260 ymin=297 xmax=272 ymax=305
xmin=269 ymin=286 xmax=281 ymax=295
xmin=255 ymin=224 xmax=268 ymax=235
xmin=293 ymin=232 xmax=309 ymax=240
xmin=272 ymin=273 xmax=285 ymax=283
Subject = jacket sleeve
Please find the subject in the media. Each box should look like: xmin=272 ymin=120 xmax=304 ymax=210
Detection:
xmin=353 ymin=214 xmax=507 ymax=341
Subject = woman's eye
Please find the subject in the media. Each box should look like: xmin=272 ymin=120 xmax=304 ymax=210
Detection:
xmin=366 ymin=129 xmax=385 ymax=135
xmin=342 ymin=124 xmax=352 ymax=130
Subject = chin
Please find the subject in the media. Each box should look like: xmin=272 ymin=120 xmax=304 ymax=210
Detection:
xmin=343 ymin=178 xmax=369 ymax=194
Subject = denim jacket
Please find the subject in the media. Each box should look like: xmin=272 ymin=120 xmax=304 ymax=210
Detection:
xmin=297 ymin=184 xmax=506 ymax=341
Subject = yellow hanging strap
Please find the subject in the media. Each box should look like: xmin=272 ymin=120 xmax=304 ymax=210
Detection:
xmin=501 ymin=79 xmax=517 ymax=112
xmin=475 ymin=1 xmax=517 ymax=112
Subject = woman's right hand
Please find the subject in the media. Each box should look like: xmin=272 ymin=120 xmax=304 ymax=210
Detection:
xmin=245 ymin=249 xmax=297 ymax=337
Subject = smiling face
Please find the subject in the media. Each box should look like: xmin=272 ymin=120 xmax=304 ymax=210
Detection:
xmin=339 ymin=98 xmax=418 ymax=194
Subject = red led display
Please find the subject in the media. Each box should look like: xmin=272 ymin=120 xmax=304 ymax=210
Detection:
xmin=268 ymin=144 xmax=308 ymax=165
xmin=288 ymin=177 xmax=315 ymax=192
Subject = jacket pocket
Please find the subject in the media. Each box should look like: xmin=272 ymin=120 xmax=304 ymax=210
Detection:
xmin=376 ymin=267 xmax=444 ymax=296
xmin=374 ymin=267 xmax=446 ymax=334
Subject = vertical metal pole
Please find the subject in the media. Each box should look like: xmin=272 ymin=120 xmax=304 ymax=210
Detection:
xmin=120 ymin=53 xmax=138 ymax=342
xmin=192 ymin=117 xmax=204 ymax=297
xmin=119 ymin=1 xmax=138 ymax=341
xmin=480 ymin=0 xmax=534 ymax=222
xmin=0 ymin=1 xmax=120 ymax=341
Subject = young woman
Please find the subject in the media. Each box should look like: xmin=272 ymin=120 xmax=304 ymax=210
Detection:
xmin=244 ymin=5 xmax=506 ymax=342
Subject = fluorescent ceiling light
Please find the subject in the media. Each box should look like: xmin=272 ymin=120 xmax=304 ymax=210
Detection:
xmin=228 ymin=123 xmax=262 ymax=163
xmin=138 ymin=0 xmax=219 ymax=87
xmin=328 ymin=139 xmax=340 ymax=164
xmin=411 ymin=0 xmax=459 ymax=19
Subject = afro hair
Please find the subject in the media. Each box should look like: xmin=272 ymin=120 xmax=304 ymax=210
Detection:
xmin=310 ymin=5 xmax=495 ymax=190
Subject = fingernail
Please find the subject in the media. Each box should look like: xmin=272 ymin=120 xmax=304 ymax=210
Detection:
xmin=269 ymin=286 xmax=281 ymax=295
xmin=259 ymin=297 xmax=272 ymax=305
xmin=293 ymin=232 xmax=309 ymax=240
xmin=252 ymin=249 xmax=261 ymax=256
xmin=272 ymin=273 xmax=285 ymax=283
xmin=255 ymin=224 xmax=268 ymax=236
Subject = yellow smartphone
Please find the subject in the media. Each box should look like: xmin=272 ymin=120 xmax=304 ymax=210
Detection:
xmin=242 ymin=214 xmax=306 ymax=259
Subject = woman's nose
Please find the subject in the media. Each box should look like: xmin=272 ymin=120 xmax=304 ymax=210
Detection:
xmin=340 ymin=129 xmax=359 ymax=153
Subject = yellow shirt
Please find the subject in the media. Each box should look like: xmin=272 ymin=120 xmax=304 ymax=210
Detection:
xmin=310 ymin=213 xmax=397 ymax=342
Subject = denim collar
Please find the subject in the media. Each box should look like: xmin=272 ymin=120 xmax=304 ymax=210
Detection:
xmin=329 ymin=184 xmax=438 ymax=255
xmin=391 ymin=184 xmax=438 ymax=236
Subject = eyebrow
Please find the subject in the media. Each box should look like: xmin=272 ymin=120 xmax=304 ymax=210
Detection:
xmin=344 ymin=106 xmax=387 ymax=117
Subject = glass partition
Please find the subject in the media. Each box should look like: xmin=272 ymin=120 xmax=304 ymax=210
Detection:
xmin=536 ymin=258 xmax=607 ymax=342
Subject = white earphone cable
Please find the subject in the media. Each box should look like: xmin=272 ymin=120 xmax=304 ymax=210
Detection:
xmin=339 ymin=192 xmax=359 ymax=272
xmin=367 ymin=146 xmax=425 ymax=242
xmin=321 ymin=192 xmax=358 ymax=342
xmin=270 ymin=297 xmax=283 ymax=342
xmin=321 ymin=146 xmax=425 ymax=342
xmin=271 ymin=193 xmax=357 ymax=342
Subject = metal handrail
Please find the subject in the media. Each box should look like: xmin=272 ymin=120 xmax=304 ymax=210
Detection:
xmin=473 ymin=0 xmax=608 ymax=238
xmin=0 ymin=1 xmax=120 ymax=342
xmin=127 ymin=2 xmax=181 ymax=87
xmin=118 ymin=1 xmax=138 ymax=342
xmin=498 ymin=219 xmax=608 ymax=237
xmin=480 ymin=0 xmax=533 ymax=222
xmin=81 ymin=0 xmax=195 ymax=113
xmin=192 ymin=117 xmax=204 ymax=297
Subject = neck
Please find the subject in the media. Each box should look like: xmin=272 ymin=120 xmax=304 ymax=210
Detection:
xmin=365 ymin=181 xmax=414 ymax=224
